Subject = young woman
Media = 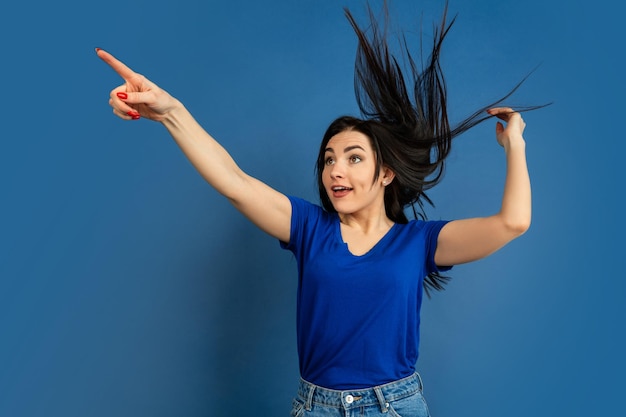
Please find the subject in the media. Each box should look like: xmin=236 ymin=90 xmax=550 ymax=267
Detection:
xmin=96 ymin=2 xmax=539 ymax=416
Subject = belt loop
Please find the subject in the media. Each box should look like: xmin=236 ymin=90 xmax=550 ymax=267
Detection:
xmin=416 ymin=372 xmax=424 ymax=392
xmin=373 ymin=386 xmax=389 ymax=413
xmin=305 ymin=383 xmax=315 ymax=411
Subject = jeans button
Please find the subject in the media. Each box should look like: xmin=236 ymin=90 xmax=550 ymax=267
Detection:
xmin=345 ymin=394 xmax=354 ymax=404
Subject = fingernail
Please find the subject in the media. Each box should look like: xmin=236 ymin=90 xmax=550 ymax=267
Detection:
xmin=117 ymin=92 xmax=128 ymax=100
xmin=95 ymin=47 xmax=101 ymax=52
xmin=127 ymin=111 xmax=140 ymax=120
xmin=131 ymin=115 xmax=141 ymax=120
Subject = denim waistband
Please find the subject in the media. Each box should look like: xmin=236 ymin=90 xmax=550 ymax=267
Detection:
xmin=297 ymin=373 xmax=423 ymax=412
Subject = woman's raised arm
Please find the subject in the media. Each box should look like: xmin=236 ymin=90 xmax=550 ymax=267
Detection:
xmin=96 ymin=49 xmax=292 ymax=243
xmin=434 ymin=107 xmax=531 ymax=266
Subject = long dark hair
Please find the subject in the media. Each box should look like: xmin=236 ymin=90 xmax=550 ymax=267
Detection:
xmin=315 ymin=1 xmax=546 ymax=295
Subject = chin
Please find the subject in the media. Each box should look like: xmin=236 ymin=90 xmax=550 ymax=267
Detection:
xmin=330 ymin=201 xmax=355 ymax=215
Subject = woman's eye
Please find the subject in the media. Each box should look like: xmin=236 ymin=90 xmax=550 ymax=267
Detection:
xmin=325 ymin=157 xmax=335 ymax=166
xmin=349 ymin=155 xmax=362 ymax=163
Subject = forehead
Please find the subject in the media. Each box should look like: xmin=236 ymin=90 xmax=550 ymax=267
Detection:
xmin=326 ymin=130 xmax=372 ymax=152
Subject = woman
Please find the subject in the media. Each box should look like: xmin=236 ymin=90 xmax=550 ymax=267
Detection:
xmin=96 ymin=2 xmax=538 ymax=416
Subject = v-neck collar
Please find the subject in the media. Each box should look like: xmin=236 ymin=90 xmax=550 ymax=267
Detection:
xmin=333 ymin=214 xmax=398 ymax=258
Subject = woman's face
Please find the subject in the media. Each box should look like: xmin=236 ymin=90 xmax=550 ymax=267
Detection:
xmin=322 ymin=129 xmax=392 ymax=217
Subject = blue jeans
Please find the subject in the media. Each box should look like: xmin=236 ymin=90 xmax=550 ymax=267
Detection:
xmin=290 ymin=373 xmax=431 ymax=417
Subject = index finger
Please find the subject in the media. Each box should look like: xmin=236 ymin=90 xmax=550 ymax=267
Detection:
xmin=95 ymin=48 xmax=136 ymax=81
xmin=487 ymin=107 xmax=518 ymax=121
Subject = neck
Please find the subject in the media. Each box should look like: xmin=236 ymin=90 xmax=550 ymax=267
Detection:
xmin=338 ymin=206 xmax=394 ymax=234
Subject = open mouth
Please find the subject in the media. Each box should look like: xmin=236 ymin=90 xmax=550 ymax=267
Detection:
xmin=331 ymin=186 xmax=353 ymax=197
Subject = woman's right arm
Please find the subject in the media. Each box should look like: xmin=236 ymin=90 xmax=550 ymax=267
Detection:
xmin=96 ymin=49 xmax=292 ymax=243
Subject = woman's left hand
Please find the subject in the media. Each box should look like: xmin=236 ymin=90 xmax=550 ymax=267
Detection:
xmin=487 ymin=107 xmax=526 ymax=148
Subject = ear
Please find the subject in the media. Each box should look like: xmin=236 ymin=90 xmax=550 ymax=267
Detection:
xmin=381 ymin=166 xmax=395 ymax=186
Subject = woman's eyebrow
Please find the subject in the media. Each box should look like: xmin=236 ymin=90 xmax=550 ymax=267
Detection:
xmin=344 ymin=145 xmax=365 ymax=152
xmin=324 ymin=145 xmax=365 ymax=153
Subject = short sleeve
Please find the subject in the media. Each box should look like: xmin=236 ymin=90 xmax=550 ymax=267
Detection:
xmin=423 ymin=220 xmax=453 ymax=274
xmin=279 ymin=196 xmax=325 ymax=256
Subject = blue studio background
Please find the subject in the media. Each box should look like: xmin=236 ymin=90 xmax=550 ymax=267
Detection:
xmin=0 ymin=0 xmax=623 ymax=416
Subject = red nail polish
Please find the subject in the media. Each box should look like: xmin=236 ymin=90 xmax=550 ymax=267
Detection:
xmin=117 ymin=92 xmax=128 ymax=100
xmin=131 ymin=115 xmax=141 ymax=120
xmin=127 ymin=111 xmax=140 ymax=118
xmin=95 ymin=47 xmax=101 ymax=52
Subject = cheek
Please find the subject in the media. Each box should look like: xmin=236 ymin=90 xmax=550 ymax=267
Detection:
xmin=321 ymin=168 xmax=330 ymax=186
xmin=322 ymin=165 xmax=333 ymax=180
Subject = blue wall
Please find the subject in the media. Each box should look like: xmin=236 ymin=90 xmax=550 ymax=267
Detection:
xmin=1 ymin=1 xmax=623 ymax=416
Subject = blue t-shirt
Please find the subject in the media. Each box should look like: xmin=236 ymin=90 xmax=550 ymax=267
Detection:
xmin=281 ymin=196 xmax=451 ymax=389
